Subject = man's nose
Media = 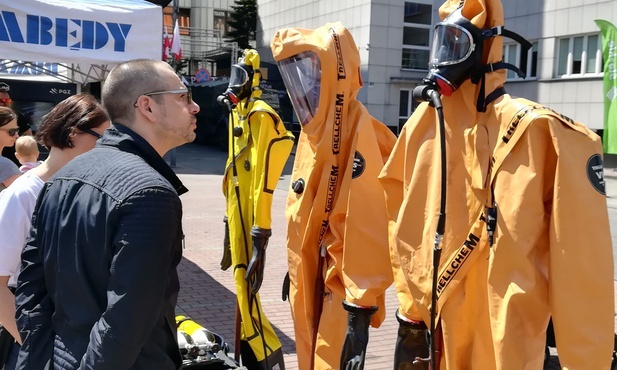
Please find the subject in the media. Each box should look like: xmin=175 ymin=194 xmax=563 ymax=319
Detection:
xmin=190 ymin=101 xmax=200 ymax=114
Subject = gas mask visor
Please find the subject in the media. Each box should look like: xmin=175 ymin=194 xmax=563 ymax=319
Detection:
xmin=226 ymin=63 xmax=254 ymax=102
xmin=229 ymin=64 xmax=250 ymax=88
xmin=430 ymin=22 xmax=475 ymax=67
xmin=277 ymin=51 xmax=321 ymax=126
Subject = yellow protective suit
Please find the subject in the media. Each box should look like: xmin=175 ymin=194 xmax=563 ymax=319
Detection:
xmin=380 ymin=1 xmax=615 ymax=369
xmin=222 ymin=50 xmax=294 ymax=369
xmin=271 ymin=23 xmax=396 ymax=369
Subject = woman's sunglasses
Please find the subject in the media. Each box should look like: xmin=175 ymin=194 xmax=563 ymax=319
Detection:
xmin=80 ymin=128 xmax=102 ymax=139
xmin=0 ymin=127 xmax=19 ymax=136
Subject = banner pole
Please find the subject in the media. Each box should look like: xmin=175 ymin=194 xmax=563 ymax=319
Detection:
xmin=168 ymin=0 xmax=178 ymax=167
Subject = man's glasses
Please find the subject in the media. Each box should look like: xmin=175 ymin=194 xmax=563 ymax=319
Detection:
xmin=133 ymin=88 xmax=192 ymax=107
xmin=80 ymin=128 xmax=102 ymax=139
xmin=0 ymin=127 xmax=19 ymax=136
xmin=0 ymin=98 xmax=12 ymax=105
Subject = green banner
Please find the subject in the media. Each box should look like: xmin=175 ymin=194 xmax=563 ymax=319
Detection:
xmin=595 ymin=19 xmax=617 ymax=153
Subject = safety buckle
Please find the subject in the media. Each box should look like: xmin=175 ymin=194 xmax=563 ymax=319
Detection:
xmin=482 ymin=25 xmax=503 ymax=38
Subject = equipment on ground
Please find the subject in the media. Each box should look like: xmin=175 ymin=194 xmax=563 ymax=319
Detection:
xmin=176 ymin=315 xmax=247 ymax=370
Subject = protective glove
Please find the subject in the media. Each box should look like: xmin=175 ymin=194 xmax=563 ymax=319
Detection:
xmin=340 ymin=301 xmax=378 ymax=370
xmin=220 ymin=216 xmax=232 ymax=271
xmin=393 ymin=309 xmax=429 ymax=369
xmin=281 ymin=271 xmax=290 ymax=301
xmin=245 ymin=226 xmax=272 ymax=294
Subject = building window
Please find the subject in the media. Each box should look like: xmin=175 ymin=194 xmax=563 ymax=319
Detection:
xmin=502 ymin=41 xmax=538 ymax=80
xmin=402 ymin=2 xmax=432 ymax=70
xmin=399 ymin=89 xmax=419 ymax=132
xmin=214 ymin=10 xmax=234 ymax=38
xmin=557 ymin=34 xmax=602 ymax=77
xmin=164 ymin=7 xmax=190 ymax=35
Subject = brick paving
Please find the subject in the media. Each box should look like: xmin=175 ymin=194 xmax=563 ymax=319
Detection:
xmin=170 ymin=143 xmax=617 ymax=369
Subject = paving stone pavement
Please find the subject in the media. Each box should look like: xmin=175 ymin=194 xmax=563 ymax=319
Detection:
xmin=169 ymin=143 xmax=617 ymax=370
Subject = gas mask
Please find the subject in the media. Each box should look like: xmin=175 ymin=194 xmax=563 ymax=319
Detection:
xmin=417 ymin=7 xmax=531 ymax=111
xmin=277 ymin=51 xmax=321 ymax=126
xmin=224 ymin=62 xmax=254 ymax=104
xmin=426 ymin=8 xmax=486 ymax=97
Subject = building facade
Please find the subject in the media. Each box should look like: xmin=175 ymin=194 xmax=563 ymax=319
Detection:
xmin=165 ymin=0 xmax=240 ymax=77
xmin=256 ymin=0 xmax=615 ymax=133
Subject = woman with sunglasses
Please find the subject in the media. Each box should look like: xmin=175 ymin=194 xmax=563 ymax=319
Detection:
xmin=0 ymin=83 xmax=34 ymax=167
xmin=0 ymin=107 xmax=21 ymax=192
xmin=0 ymin=94 xmax=109 ymax=370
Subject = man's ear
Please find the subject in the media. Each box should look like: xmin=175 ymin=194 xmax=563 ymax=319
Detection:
xmin=135 ymin=97 xmax=156 ymax=121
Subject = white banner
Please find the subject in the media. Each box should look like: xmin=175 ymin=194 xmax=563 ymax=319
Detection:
xmin=0 ymin=60 xmax=69 ymax=81
xmin=0 ymin=0 xmax=162 ymax=66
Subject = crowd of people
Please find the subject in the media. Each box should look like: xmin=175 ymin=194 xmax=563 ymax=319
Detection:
xmin=0 ymin=0 xmax=614 ymax=368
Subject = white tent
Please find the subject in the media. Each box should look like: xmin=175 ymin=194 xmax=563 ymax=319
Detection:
xmin=0 ymin=0 xmax=163 ymax=84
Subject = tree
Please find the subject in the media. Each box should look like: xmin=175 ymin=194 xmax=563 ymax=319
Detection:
xmin=226 ymin=0 xmax=256 ymax=50
xmin=164 ymin=58 xmax=188 ymax=74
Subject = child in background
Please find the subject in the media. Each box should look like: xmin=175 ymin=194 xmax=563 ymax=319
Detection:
xmin=14 ymin=136 xmax=41 ymax=173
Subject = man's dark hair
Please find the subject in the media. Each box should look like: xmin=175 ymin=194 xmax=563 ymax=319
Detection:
xmin=0 ymin=82 xmax=10 ymax=93
xmin=102 ymin=59 xmax=174 ymax=124
xmin=36 ymin=93 xmax=109 ymax=149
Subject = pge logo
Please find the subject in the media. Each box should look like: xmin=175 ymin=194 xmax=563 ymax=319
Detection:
xmin=49 ymin=88 xmax=72 ymax=95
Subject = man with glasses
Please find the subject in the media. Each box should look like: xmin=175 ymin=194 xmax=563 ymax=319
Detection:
xmin=0 ymin=82 xmax=33 ymax=166
xmin=14 ymin=59 xmax=199 ymax=370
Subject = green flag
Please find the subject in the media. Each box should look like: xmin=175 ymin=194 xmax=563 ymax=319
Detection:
xmin=595 ymin=19 xmax=617 ymax=153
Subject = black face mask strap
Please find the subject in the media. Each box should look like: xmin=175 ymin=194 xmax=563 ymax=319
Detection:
xmin=502 ymin=28 xmax=533 ymax=69
xmin=473 ymin=71 xmax=507 ymax=112
xmin=474 ymin=61 xmax=527 ymax=81
xmin=479 ymin=26 xmax=533 ymax=77
xmin=471 ymin=26 xmax=532 ymax=112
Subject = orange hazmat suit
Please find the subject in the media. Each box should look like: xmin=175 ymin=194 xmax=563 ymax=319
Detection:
xmin=380 ymin=0 xmax=615 ymax=369
xmin=271 ymin=23 xmax=396 ymax=369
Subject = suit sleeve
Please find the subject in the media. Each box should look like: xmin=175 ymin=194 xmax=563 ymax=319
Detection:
xmin=337 ymin=119 xmax=395 ymax=316
xmin=546 ymin=118 xmax=614 ymax=370
xmin=250 ymin=110 xmax=294 ymax=230
xmin=376 ymin=123 xmax=423 ymax=320
xmin=79 ymin=188 xmax=182 ymax=370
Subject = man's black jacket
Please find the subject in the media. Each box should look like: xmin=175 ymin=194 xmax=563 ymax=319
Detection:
xmin=15 ymin=124 xmax=187 ymax=370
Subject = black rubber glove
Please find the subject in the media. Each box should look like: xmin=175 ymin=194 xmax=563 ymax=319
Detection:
xmin=282 ymin=271 xmax=290 ymax=301
xmin=393 ymin=309 xmax=429 ymax=369
xmin=220 ymin=216 xmax=232 ymax=271
xmin=340 ymin=301 xmax=378 ymax=370
xmin=245 ymin=226 xmax=271 ymax=294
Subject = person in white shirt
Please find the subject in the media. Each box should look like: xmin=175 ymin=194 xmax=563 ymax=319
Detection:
xmin=0 ymin=94 xmax=109 ymax=370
